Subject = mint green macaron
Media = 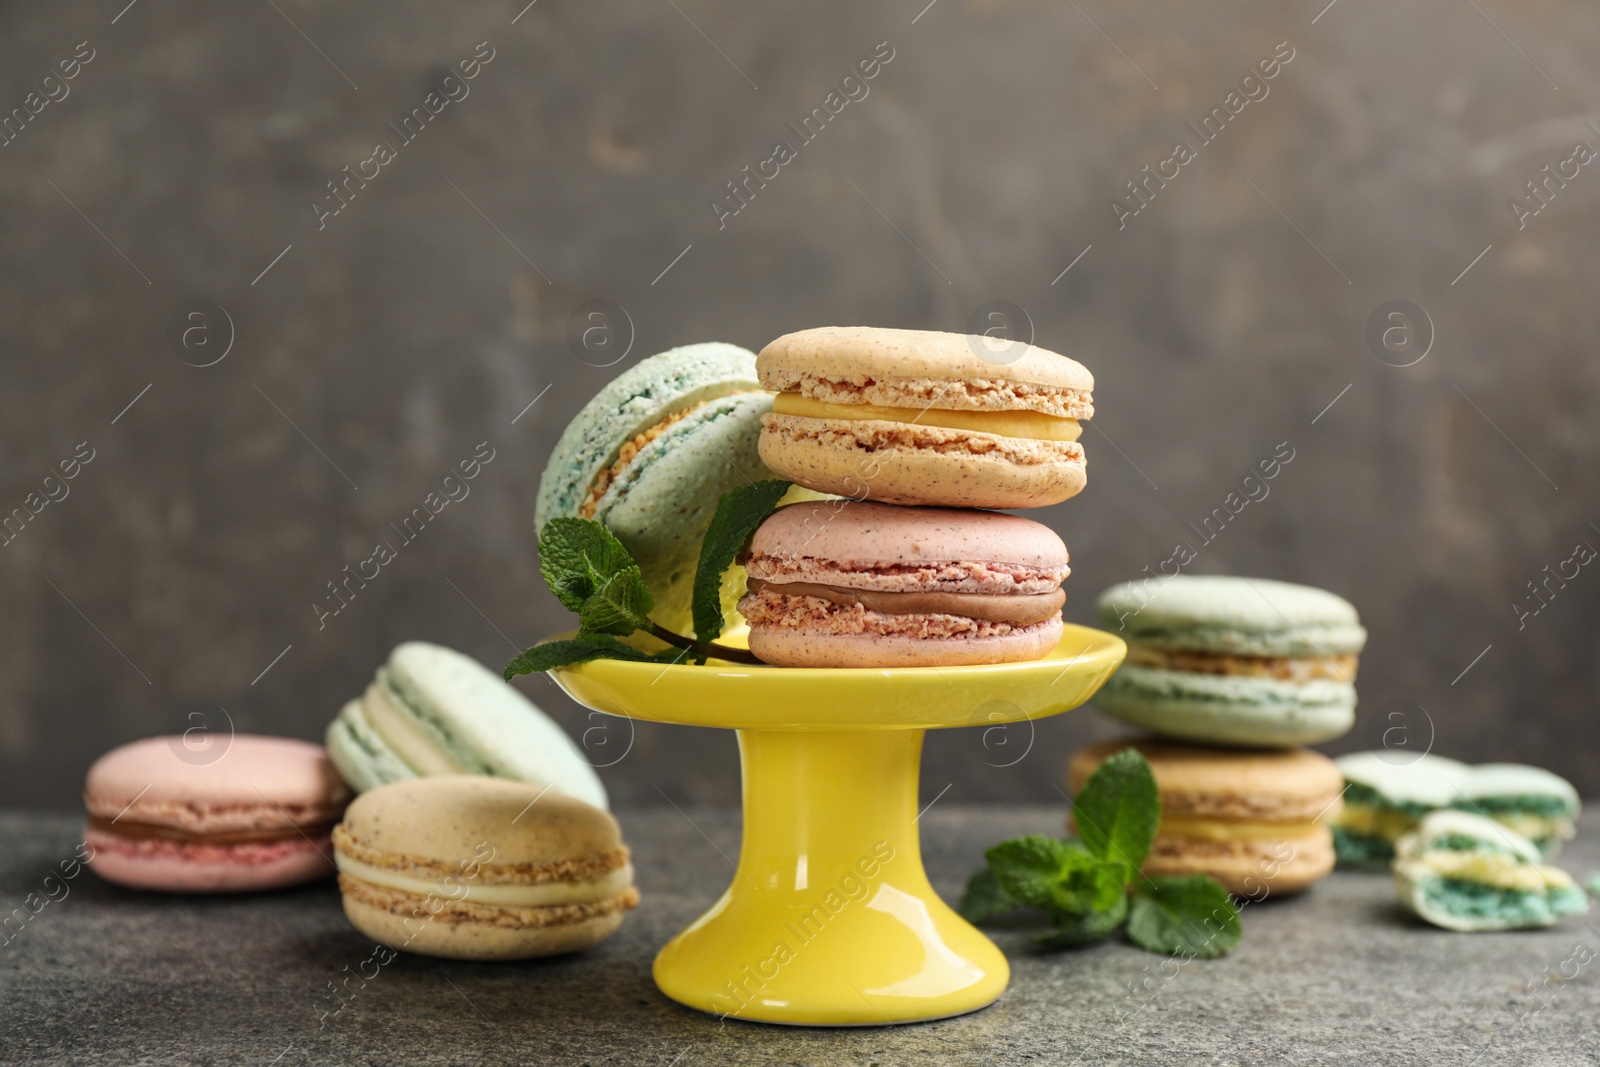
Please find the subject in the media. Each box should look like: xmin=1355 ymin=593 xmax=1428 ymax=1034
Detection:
xmin=1094 ymin=575 xmax=1367 ymax=747
xmin=326 ymin=642 xmax=607 ymax=808
xmin=535 ymin=343 xmax=774 ymax=630
xmin=1333 ymin=752 xmax=1580 ymax=867
xmin=1394 ymin=810 xmax=1588 ymax=932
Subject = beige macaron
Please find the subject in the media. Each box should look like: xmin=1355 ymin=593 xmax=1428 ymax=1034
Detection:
xmin=756 ymin=326 xmax=1094 ymax=509
xmin=333 ymin=776 xmax=638 ymax=960
xmin=1068 ymin=738 xmax=1343 ymax=896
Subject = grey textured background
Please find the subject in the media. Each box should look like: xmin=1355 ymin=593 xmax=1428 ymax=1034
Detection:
xmin=2 ymin=0 xmax=1598 ymax=808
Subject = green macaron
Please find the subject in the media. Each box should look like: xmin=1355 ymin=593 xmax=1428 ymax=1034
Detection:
xmin=1094 ymin=575 xmax=1367 ymax=747
xmin=326 ymin=642 xmax=607 ymax=808
xmin=535 ymin=342 xmax=774 ymax=630
xmin=1394 ymin=810 xmax=1588 ymax=932
xmin=1333 ymin=752 xmax=1580 ymax=867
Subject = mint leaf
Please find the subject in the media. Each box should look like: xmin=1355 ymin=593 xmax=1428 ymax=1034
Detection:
xmin=538 ymin=517 xmax=637 ymax=613
xmin=691 ymin=479 xmax=791 ymax=645
xmin=1051 ymin=856 xmax=1130 ymax=915
xmin=1035 ymin=894 xmax=1128 ymax=949
xmin=576 ymin=565 xmax=654 ymax=636
xmin=503 ymin=635 xmax=676 ymax=678
xmin=959 ymin=867 xmax=1019 ymax=924
xmin=1126 ymin=875 xmax=1240 ymax=958
xmin=1073 ymin=747 xmax=1160 ymax=870
xmin=985 ymin=835 xmax=1081 ymax=910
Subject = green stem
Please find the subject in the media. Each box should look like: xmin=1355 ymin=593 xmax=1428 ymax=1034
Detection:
xmin=648 ymin=622 xmax=765 ymax=666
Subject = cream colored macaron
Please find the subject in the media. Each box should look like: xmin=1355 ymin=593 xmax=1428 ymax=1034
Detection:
xmin=1068 ymin=738 xmax=1343 ymax=896
xmin=332 ymin=776 xmax=638 ymax=960
xmin=756 ymin=326 xmax=1094 ymax=509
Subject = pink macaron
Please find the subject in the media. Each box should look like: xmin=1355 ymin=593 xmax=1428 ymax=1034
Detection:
xmin=83 ymin=735 xmax=351 ymax=893
xmin=738 ymin=500 xmax=1069 ymax=668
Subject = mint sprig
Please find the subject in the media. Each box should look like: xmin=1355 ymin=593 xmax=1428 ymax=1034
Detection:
xmin=958 ymin=748 xmax=1242 ymax=957
xmin=506 ymin=481 xmax=792 ymax=678
xmin=692 ymin=479 xmax=792 ymax=646
xmin=1125 ymin=874 xmax=1240 ymax=958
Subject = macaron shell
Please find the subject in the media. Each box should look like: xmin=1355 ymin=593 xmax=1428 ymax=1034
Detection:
xmin=84 ymin=735 xmax=350 ymax=835
xmin=342 ymin=894 xmax=626 ymax=960
xmin=1092 ymin=665 xmax=1357 ymax=747
xmin=594 ymin=391 xmax=775 ymax=630
xmin=759 ymin=413 xmax=1086 ymax=509
xmin=1335 ymin=751 xmax=1471 ymax=808
xmin=747 ymin=618 xmax=1064 ymax=669
xmin=85 ymin=825 xmax=335 ymax=893
xmin=383 ymin=644 xmax=608 ymax=809
xmin=758 ymin=326 xmax=1095 ymax=394
xmin=750 ymin=499 xmax=1068 ymax=574
xmin=535 ymin=342 xmax=760 ymax=531
xmin=1068 ymin=738 xmax=1345 ymax=821
xmin=1098 ymin=575 xmax=1367 ymax=657
xmin=338 ymin=776 xmax=623 ymax=868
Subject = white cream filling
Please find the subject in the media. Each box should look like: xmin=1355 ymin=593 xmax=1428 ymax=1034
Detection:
xmin=360 ymin=683 xmax=461 ymax=776
xmin=336 ymin=854 xmax=634 ymax=906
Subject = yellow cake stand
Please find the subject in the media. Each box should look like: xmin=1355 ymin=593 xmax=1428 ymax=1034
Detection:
xmin=549 ymin=624 xmax=1125 ymax=1027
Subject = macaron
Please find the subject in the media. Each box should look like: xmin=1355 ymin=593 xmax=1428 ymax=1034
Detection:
xmin=535 ymin=342 xmax=776 ymax=630
xmin=1333 ymin=752 xmax=1580 ymax=867
xmin=738 ymin=499 xmax=1069 ymax=668
xmin=1394 ymin=810 xmax=1588 ymax=932
xmin=1093 ymin=575 xmax=1367 ymax=747
xmin=1068 ymin=738 xmax=1344 ymax=896
xmin=84 ymin=735 xmax=350 ymax=893
xmin=755 ymin=326 xmax=1094 ymax=509
xmin=333 ymin=776 xmax=639 ymax=960
xmin=326 ymin=642 xmax=607 ymax=808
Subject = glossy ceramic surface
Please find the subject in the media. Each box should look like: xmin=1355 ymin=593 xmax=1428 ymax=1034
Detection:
xmin=549 ymin=624 xmax=1126 ymax=1025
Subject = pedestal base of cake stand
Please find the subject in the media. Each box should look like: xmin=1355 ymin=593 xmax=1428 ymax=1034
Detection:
xmin=548 ymin=625 xmax=1125 ymax=1026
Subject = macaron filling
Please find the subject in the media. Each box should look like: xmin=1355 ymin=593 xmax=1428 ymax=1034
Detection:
xmin=86 ymin=815 xmax=337 ymax=846
xmin=336 ymin=853 xmax=635 ymax=907
xmin=760 ymin=369 xmax=1093 ymax=420
xmin=1394 ymin=813 xmax=1589 ymax=930
xmin=1155 ymin=815 xmax=1328 ymax=843
xmin=577 ymin=400 xmax=708 ymax=519
xmin=741 ymin=551 xmax=1068 ymax=641
xmin=771 ymin=392 xmax=1082 ymax=442
xmin=740 ymin=587 xmax=1059 ymax=639
xmin=744 ymin=578 xmax=1064 ymax=626
xmin=1125 ymin=645 xmax=1358 ymax=684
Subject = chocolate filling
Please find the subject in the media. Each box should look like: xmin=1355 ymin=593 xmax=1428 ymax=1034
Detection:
xmin=745 ymin=579 xmax=1064 ymax=626
xmin=87 ymin=815 xmax=336 ymax=846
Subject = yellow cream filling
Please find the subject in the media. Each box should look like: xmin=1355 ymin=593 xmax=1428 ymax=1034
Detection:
xmin=1158 ymin=815 xmax=1321 ymax=842
xmin=1333 ymin=805 xmax=1418 ymax=843
xmin=1337 ymin=805 xmax=1568 ymax=844
xmin=772 ymin=392 xmax=1082 ymax=442
xmin=1408 ymin=851 xmax=1574 ymax=892
xmin=335 ymin=855 xmax=635 ymax=906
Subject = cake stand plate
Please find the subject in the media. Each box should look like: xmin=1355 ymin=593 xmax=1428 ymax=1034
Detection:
xmin=549 ymin=624 xmax=1126 ymax=1026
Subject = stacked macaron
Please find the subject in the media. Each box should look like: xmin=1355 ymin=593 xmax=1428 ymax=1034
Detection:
xmin=738 ymin=327 xmax=1094 ymax=669
xmin=1070 ymin=575 xmax=1368 ymax=896
xmin=536 ymin=342 xmax=778 ymax=631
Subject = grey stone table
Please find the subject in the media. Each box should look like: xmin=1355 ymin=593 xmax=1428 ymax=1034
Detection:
xmin=4 ymin=807 xmax=1598 ymax=1066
